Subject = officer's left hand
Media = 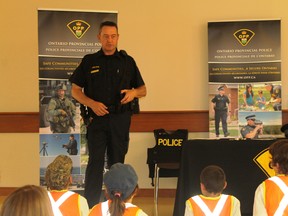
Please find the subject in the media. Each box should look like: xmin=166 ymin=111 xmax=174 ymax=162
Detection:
xmin=120 ymin=89 xmax=136 ymax=104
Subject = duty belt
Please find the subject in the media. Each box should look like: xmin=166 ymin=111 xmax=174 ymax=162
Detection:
xmin=89 ymin=104 xmax=130 ymax=117
xmin=107 ymin=105 xmax=118 ymax=113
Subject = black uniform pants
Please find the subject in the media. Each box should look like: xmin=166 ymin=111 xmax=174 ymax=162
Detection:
xmin=84 ymin=111 xmax=131 ymax=208
xmin=214 ymin=110 xmax=228 ymax=135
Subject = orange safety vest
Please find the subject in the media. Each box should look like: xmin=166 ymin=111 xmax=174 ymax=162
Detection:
xmin=89 ymin=200 xmax=141 ymax=216
xmin=187 ymin=194 xmax=233 ymax=216
xmin=265 ymin=176 xmax=288 ymax=216
xmin=49 ymin=190 xmax=81 ymax=216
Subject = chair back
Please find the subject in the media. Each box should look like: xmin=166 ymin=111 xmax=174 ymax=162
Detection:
xmin=147 ymin=129 xmax=188 ymax=180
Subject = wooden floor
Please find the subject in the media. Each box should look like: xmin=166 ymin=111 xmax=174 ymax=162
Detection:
xmin=0 ymin=196 xmax=175 ymax=216
xmin=133 ymin=196 xmax=175 ymax=216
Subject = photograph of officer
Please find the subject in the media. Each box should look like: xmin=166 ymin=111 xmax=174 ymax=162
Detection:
xmin=211 ymin=85 xmax=231 ymax=138
xmin=240 ymin=114 xmax=263 ymax=139
xmin=265 ymin=83 xmax=281 ymax=111
xmin=62 ymin=134 xmax=78 ymax=155
xmin=48 ymin=83 xmax=76 ymax=133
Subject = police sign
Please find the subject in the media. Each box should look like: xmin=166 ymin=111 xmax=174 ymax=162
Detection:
xmin=154 ymin=129 xmax=188 ymax=147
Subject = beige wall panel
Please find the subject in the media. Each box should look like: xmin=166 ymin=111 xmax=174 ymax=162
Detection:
xmin=0 ymin=134 xmax=39 ymax=186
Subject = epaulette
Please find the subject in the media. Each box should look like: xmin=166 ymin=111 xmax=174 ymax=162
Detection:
xmin=120 ymin=49 xmax=128 ymax=56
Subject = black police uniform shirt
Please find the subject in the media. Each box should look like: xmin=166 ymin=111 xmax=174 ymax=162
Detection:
xmin=69 ymin=49 xmax=145 ymax=109
xmin=241 ymin=125 xmax=260 ymax=139
xmin=211 ymin=94 xmax=230 ymax=111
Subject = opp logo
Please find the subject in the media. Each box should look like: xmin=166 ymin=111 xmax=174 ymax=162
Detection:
xmin=67 ymin=20 xmax=90 ymax=39
xmin=253 ymin=148 xmax=275 ymax=178
xmin=233 ymin=29 xmax=255 ymax=46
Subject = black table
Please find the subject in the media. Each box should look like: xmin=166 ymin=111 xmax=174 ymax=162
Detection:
xmin=173 ymin=139 xmax=276 ymax=216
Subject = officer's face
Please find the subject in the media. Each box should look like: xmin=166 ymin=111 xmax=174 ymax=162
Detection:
xmin=98 ymin=26 xmax=119 ymax=55
xmin=248 ymin=119 xmax=255 ymax=126
xmin=57 ymin=89 xmax=65 ymax=98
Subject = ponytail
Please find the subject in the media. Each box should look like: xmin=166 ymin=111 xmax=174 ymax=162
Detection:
xmin=109 ymin=192 xmax=125 ymax=216
xmin=108 ymin=185 xmax=139 ymax=216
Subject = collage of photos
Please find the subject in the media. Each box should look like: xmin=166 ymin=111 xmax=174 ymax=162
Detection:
xmin=38 ymin=10 xmax=118 ymax=191
xmin=209 ymin=82 xmax=282 ymax=139
xmin=39 ymin=79 xmax=88 ymax=190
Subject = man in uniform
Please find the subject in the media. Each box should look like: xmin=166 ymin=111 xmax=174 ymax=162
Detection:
xmin=48 ymin=83 xmax=76 ymax=133
xmin=265 ymin=83 xmax=281 ymax=111
xmin=211 ymin=85 xmax=230 ymax=137
xmin=69 ymin=21 xmax=147 ymax=208
xmin=241 ymin=114 xmax=263 ymax=139
xmin=62 ymin=134 xmax=78 ymax=155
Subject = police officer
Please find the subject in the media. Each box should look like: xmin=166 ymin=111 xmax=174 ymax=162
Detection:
xmin=240 ymin=114 xmax=263 ymax=139
xmin=265 ymin=83 xmax=281 ymax=111
xmin=62 ymin=134 xmax=78 ymax=155
xmin=211 ymin=85 xmax=230 ymax=137
xmin=69 ymin=21 xmax=147 ymax=208
xmin=48 ymin=83 xmax=76 ymax=133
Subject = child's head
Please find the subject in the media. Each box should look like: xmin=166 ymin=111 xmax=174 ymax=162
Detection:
xmin=0 ymin=185 xmax=54 ymax=216
xmin=269 ymin=139 xmax=288 ymax=175
xmin=104 ymin=163 xmax=138 ymax=201
xmin=258 ymin=90 xmax=263 ymax=95
xmin=200 ymin=165 xmax=227 ymax=195
xmin=45 ymin=155 xmax=73 ymax=190
xmin=103 ymin=163 xmax=139 ymax=216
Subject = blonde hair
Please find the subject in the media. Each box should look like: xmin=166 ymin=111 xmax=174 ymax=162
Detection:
xmin=45 ymin=155 xmax=73 ymax=190
xmin=0 ymin=185 xmax=53 ymax=216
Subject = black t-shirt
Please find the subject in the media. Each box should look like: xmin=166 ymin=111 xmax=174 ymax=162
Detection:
xmin=211 ymin=94 xmax=230 ymax=111
xmin=69 ymin=49 xmax=145 ymax=106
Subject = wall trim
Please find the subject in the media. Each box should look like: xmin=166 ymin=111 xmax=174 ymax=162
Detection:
xmin=0 ymin=187 xmax=174 ymax=198
xmin=0 ymin=110 xmax=288 ymax=133
xmin=0 ymin=112 xmax=39 ymax=133
xmin=0 ymin=187 xmax=17 ymax=196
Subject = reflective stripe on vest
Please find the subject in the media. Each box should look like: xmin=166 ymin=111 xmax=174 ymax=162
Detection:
xmin=48 ymin=191 xmax=75 ymax=216
xmin=48 ymin=192 xmax=63 ymax=216
xmin=269 ymin=176 xmax=288 ymax=216
xmin=192 ymin=194 xmax=228 ymax=216
xmin=101 ymin=201 xmax=110 ymax=215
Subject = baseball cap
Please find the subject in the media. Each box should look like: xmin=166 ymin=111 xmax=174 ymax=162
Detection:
xmin=104 ymin=163 xmax=138 ymax=200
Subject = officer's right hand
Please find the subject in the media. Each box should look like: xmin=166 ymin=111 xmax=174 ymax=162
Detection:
xmin=91 ymin=101 xmax=109 ymax=116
